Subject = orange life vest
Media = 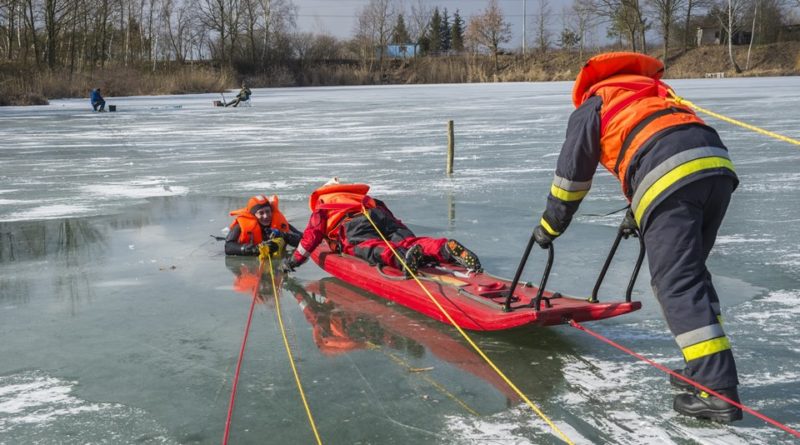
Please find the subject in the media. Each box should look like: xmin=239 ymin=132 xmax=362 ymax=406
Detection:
xmin=572 ymin=52 xmax=706 ymax=197
xmin=308 ymin=183 xmax=376 ymax=240
xmin=228 ymin=194 xmax=290 ymax=245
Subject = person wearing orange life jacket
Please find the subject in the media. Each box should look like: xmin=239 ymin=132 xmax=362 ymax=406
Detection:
xmin=281 ymin=178 xmax=482 ymax=276
xmin=532 ymin=52 xmax=741 ymax=422
xmin=225 ymin=194 xmax=301 ymax=256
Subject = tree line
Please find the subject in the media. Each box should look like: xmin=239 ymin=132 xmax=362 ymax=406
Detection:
xmin=1 ymin=0 xmax=798 ymax=79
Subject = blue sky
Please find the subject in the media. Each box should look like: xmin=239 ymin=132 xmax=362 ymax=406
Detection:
xmin=293 ymin=0 xmax=586 ymax=48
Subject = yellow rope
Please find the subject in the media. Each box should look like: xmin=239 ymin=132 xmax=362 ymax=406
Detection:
xmin=360 ymin=208 xmax=575 ymax=445
xmin=263 ymin=249 xmax=323 ymax=445
xmin=667 ymin=89 xmax=800 ymax=147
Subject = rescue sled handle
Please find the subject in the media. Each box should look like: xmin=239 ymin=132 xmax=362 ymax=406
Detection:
xmin=590 ymin=215 xmax=645 ymax=303
xmin=503 ymin=232 xmax=554 ymax=312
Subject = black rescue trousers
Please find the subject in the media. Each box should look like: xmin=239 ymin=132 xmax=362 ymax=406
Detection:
xmin=641 ymin=175 xmax=739 ymax=390
xmin=344 ymin=208 xmax=415 ymax=266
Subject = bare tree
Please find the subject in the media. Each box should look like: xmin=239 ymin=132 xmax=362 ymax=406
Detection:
xmin=22 ymin=0 xmax=41 ymax=65
xmin=587 ymin=0 xmax=648 ymax=51
xmin=409 ymin=0 xmax=431 ymax=42
xmin=163 ymin=0 xmax=195 ymax=62
xmin=535 ymin=0 xmax=552 ymax=53
xmin=43 ymin=0 xmax=70 ymax=69
xmin=710 ymin=0 xmax=745 ymax=72
xmin=0 ymin=1 xmax=20 ymax=59
xmin=648 ymin=0 xmax=686 ymax=69
xmin=726 ymin=0 xmax=742 ymax=72
xmin=465 ymin=0 xmax=512 ymax=72
xmin=199 ymin=0 xmax=242 ymax=65
xmin=354 ymin=0 xmax=395 ymax=67
xmin=745 ymin=0 xmax=756 ymax=68
xmin=564 ymin=0 xmax=596 ymax=60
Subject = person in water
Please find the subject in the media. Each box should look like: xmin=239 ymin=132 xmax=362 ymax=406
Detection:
xmin=281 ymin=178 xmax=482 ymax=277
xmin=90 ymin=88 xmax=106 ymax=112
xmin=225 ymin=82 xmax=252 ymax=107
xmin=225 ymin=194 xmax=301 ymax=256
xmin=532 ymin=52 xmax=741 ymax=422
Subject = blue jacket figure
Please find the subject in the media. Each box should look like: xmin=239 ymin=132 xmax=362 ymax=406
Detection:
xmin=90 ymin=89 xmax=106 ymax=111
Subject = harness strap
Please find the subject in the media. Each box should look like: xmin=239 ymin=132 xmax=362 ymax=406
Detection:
xmin=598 ymin=81 xmax=657 ymax=132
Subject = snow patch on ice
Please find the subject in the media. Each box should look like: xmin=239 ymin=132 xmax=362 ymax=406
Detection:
xmin=5 ymin=204 xmax=93 ymax=221
xmin=82 ymin=182 xmax=188 ymax=198
xmin=0 ymin=371 xmax=174 ymax=443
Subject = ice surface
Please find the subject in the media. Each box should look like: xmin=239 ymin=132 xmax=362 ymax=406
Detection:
xmin=1 ymin=78 xmax=799 ymax=443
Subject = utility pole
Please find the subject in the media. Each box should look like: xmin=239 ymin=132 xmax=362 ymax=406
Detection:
xmin=522 ymin=0 xmax=527 ymax=55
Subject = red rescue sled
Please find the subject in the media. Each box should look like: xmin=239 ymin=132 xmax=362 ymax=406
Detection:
xmin=311 ymin=245 xmax=641 ymax=331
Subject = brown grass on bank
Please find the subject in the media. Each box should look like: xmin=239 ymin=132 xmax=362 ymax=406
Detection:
xmin=0 ymin=63 xmax=235 ymax=105
xmin=665 ymin=41 xmax=800 ymax=78
xmin=2 ymin=43 xmax=798 ymax=106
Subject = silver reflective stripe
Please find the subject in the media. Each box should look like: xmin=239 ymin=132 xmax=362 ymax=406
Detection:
xmin=630 ymin=146 xmax=731 ymax=214
xmin=553 ymin=174 xmax=592 ymax=192
xmin=675 ymin=323 xmax=726 ymax=349
xmin=296 ymin=244 xmax=310 ymax=258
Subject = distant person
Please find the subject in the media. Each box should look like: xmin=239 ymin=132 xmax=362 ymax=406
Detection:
xmin=90 ymin=88 xmax=105 ymax=112
xmin=281 ymin=178 xmax=482 ymax=276
xmin=225 ymin=82 xmax=252 ymax=107
xmin=225 ymin=194 xmax=301 ymax=256
xmin=531 ymin=52 xmax=741 ymax=422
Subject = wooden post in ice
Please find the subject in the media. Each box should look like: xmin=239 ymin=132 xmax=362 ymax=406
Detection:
xmin=446 ymin=120 xmax=455 ymax=176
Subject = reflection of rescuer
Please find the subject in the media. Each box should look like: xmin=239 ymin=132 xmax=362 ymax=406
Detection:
xmin=225 ymin=256 xmax=273 ymax=304
xmin=283 ymin=278 xmax=422 ymax=357
xmin=284 ymin=279 xmax=367 ymax=355
xmin=532 ymin=52 xmax=741 ymax=422
xmin=225 ymin=194 xmax=302 ymax=256
xmin=280 ymin=178 xmax=482 ymax=276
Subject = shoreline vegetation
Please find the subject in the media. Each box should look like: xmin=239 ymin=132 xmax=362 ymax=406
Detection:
xmin=3 ymin=42 xmax=799 ymax=106
xmin=3 ymin=0 xmax=799 ymax=106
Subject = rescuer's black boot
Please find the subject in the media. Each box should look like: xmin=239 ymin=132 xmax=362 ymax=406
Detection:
xmin=673 ymin=387 xmax=743 ymax=423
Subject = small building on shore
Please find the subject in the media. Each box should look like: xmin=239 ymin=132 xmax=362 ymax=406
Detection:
xmin=384 ymin=44 xmax=419 ymax=59
xmin=696 ymin=27 xmax=752 ymax=46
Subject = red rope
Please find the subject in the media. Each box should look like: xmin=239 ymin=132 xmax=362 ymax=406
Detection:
xmin=568 ymin=319 xmax=800 ymax=439
xmin=222 ymin=262 xmax=264 ymax=445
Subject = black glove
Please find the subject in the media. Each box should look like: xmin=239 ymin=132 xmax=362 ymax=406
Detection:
xmin=240 ymin=243 xmax=258 ymax=255
xmin=533 ymin=225 xmax=555 ymax=249
xmin=280 ymin=257 xmax=298 ymax=273
xmin=620 ymin=209 xmax=638 ymax=239
xmin=261 ymin=240 xmax=279 ymax=254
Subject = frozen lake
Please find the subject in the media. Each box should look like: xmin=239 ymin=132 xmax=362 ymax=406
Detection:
xmin=1 ymin=78 xmax=799 ymax=444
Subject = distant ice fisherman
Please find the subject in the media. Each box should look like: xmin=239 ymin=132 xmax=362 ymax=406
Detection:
xmin=90 ymin=88 xmax=105 ymax=112
xmin=225 ymin=82 xmax=252 ymax=107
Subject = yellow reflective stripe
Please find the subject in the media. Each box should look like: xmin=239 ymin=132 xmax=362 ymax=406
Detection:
xmin=539 ymin=218 xmax=560 ymax=236
xmin=682 ymin=337 xmax=731 ymax=362
xmin=550 ymin=184 xmax=589 ymax=202
xmin=634 ymin=157 xmax=735 ymax=223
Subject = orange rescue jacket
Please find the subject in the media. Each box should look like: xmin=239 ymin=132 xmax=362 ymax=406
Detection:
xmin=572 ymin=52 xmax=706 ymax=196
xmin=229 ymin=194 xmax=290 ymax=245
xmin=308 ymin=183 xmax=376 ymax=240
